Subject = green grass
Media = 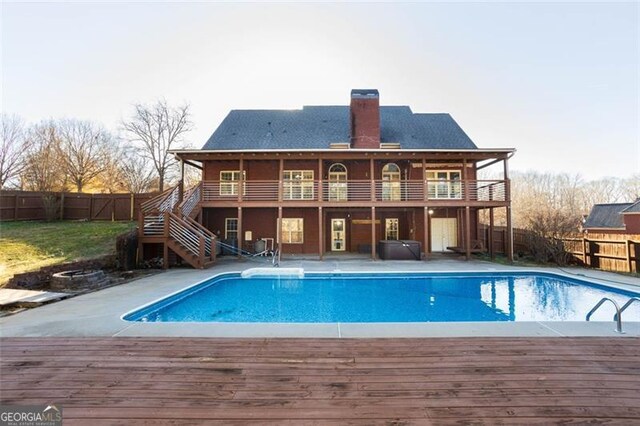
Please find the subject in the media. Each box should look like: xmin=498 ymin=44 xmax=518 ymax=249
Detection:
xmin=0 ymin=221 xmax=136 ymax=286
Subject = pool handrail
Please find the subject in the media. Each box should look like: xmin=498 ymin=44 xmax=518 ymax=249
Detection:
xmin=586 ymin=297 xmax=623 ymax=333
xmin=613 ymin=297 xmax=640 ymax=322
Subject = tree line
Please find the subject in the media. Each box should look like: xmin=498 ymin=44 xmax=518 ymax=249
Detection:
xmin=480 ymin=170 xmax=640 ymax=263
xmin=3 ymin=100 xmax=638 ymax=232
xmin=509 ymin=170 xmax=639 ymax=230
xmin=0 ymin=100 xmax=193 ymax=194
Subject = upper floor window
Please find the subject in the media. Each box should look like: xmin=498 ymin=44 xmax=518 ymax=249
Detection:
xmin=328 ymin=163 xmax=347 ymax=201
xmin=283 ymin=170 xmax=314 ymax=200
xmin=381 ymin=163 xmax=401 ymax=201
xmin=219 ymin=170 xmax=245 ymax=196
xmin=426 ymin=170 xmax=461 ymax=199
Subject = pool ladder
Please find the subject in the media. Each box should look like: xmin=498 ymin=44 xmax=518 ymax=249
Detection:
xmin=586 ymin=297 xmax=640 ymax=333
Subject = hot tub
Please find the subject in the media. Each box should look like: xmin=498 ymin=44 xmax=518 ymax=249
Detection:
xmin=378 ymin=240 xmax=422 ymax=260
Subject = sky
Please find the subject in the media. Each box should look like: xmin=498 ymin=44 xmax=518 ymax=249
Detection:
xmin=2 ymin=1 xmax=638 ymax=179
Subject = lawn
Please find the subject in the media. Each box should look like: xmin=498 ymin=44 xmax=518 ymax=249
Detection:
xmin=0 ymin=221 xmax=136 ymax=286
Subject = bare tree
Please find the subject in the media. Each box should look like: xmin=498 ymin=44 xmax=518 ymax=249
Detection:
xmin=118 ymin=148 xmax=156 ymax=193
xmin=122 ymin=100 xmax=192 ymax=192
xmin=0 ymin=114 xmax=29 ymax=189
xmin=622 ymin=174 xmax=640 ymax=202
xmin=183 ymin=163 xmax=203 ymax=189
xmin=57 ymin=119 xmax=111 ymax=192
xmin=21 ymin=121 xmax=67 ymax=220
xmin=21 ymin=121 xmax=66 ymax=192
xmin=90 ymin=138 xmax=126 ymax=193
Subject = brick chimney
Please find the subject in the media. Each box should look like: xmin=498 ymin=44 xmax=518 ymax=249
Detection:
xmin=350 ymin=89 xmax=380 ymax=149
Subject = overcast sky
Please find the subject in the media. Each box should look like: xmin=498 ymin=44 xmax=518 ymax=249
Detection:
xmin=2 ymin=2 xmax=638 ymax=179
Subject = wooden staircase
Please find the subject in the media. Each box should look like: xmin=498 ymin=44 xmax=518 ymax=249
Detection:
xmin=138 ymin=183 xmax=216 ymax=269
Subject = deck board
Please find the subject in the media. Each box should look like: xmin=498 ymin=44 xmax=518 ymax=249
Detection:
xmin=1 ymin=337 xmax=639 ymax=424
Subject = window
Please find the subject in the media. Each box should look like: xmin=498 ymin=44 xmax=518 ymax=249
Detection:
xmin=385 ymin=218 xmax=399 ymax=240
xmin=328 ymin=163 xmax=347 ymax=201
xmin=219 ymin=171 xmax=245 ymax=196
xmin=225 ymin=218 xmax=238 ymax=241
xmin=283 ymin=170 xmax=314 ymax=200
xmin=281 ymin=218 xmax=304 ymax=244
xmin=381 ymin=163 xmax=401 ymax=201
xmin=426 ymin=170 xmax=461 ymax=199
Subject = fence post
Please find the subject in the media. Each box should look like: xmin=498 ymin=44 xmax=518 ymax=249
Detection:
xmin=89 ymin=193 xmax=94 ymax=221
xmin=13 ymin=193 xmax=18 ymax=220
xmin=130 ymin=193 xmax=135 ymax=221
xmin=59 ymin=192 xmax=65 ymax=220
xmin=582 ymin=237 xmax=587 ymax=265
xmin=588 ymin=239 xmax=598 ymax=268
xmin=627 ymin=240 xmax=633 ymax=273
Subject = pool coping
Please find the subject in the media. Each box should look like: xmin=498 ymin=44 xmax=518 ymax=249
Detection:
xmin=1 ymin=260 xmax=639 ymax=338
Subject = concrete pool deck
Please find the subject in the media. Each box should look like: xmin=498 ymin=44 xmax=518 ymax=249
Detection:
xmin=1 ymin=258 xmax=639 ymax=338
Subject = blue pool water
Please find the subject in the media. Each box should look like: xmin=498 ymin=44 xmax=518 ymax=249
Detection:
xmin=124 ymin=272 xmax=640 ymax=323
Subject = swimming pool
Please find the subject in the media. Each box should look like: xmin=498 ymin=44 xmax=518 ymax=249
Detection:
xmin=123 ymin=271 xmax=640 ymax=323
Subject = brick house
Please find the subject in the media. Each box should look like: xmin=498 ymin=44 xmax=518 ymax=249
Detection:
xmin=138 ymin=89 xmax=515 ymax=268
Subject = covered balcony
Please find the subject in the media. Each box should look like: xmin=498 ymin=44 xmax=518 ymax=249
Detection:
xmin=197 ymin=178 xmax=508 ymax=206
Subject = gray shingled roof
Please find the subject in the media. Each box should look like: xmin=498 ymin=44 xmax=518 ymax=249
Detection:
xmin=202 ymin=106 xmax=478 ymax=150
xmin=583 ymin=203 xmax=632 ymax=229
xmin=621 ymin=200 xmax=640 ymax=213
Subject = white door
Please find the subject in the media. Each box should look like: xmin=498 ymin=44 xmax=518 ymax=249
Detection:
xmin=431 ymin=218 xmax=457 ymax=252
xmin=331 ymin=219 xmax=346 ymax=251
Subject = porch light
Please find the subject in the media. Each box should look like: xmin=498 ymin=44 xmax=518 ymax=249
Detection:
xmin=428 ymin=209 xmax=434 ymax=215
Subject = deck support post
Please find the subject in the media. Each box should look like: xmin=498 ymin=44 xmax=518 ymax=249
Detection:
xmin=237 ymin=207 xmax=243 ymax=259
xmin=278 ymin=158 xmax=284 ymax=202
xmin=179 ymin=159 xmax=185 ymax=202
xmin=504 ymin=157 xmax=514 ymax=262
xmin=370 ymin=158 xmax=375 ymax=201
xmin=277 ymin=206 xmax=283 ymax=257
xmin=423 ymin=206 xmax=429 ymax=260
xmin=318 ymin=207 xmax=323 ymax=260
xmin=465 ymin=206 xmax=471 ymax=260
xmin=489 ymin=207 xmax=495 ymax=260
xmin=318 ymin=158 xmax=323 ymax=203
xmin=238 ymin=158 xmax=244 ymax=203
xmin=371 ymin=206 xmax=376 ymax=260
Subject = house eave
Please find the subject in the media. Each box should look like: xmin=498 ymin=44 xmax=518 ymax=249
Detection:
xmin=171 ymin=148 xmax=516 ymax=154
xmin=172 ymin=148 xmax=516 ymax=163
xmin=583 ymin=227 xmax=627 ymax=231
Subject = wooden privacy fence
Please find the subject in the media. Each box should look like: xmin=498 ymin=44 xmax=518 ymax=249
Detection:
xmin=562 ymin=233 xmax=640 ymax=274
xmin=478 ymin=225 xmax=640 ymax=274
xmin=0 ymin=190 xmax=157 ymax=221
xmin=477 ymin=225 xmax=527 ymax=256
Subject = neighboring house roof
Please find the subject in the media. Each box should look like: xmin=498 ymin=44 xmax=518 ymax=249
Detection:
xmin=621 ymin=199 xmax=640 ymax=213
xmin=202 ymin=106 xmax=478 ymax=150
xmin=583 ymin=203 xmax=633 ymax=229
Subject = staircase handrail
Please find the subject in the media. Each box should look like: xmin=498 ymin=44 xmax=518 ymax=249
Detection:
xmin=140 ymin=186 xmax=174 ymax=213
xmin=183 ymin=215 xmax=216 ymax=240
xmin=178 ymin=182 xmax=202 ymax=218
xmin=167 ymin=212 xmax=203 ymax=257
xmin=183 ymin=215 xmax=215 ymax=259
xmin=142 ymin=185 xmax=181 ymax=215
xmin=167 ymin=211 xmax=216 ymax=263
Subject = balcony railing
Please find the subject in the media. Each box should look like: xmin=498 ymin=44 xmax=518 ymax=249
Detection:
xmin=200 ymin=179 xmax=507 ymax=203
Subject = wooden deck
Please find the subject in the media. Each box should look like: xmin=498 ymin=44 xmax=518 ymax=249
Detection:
xmin=1 ymin=337 xmax=639 ymax=424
